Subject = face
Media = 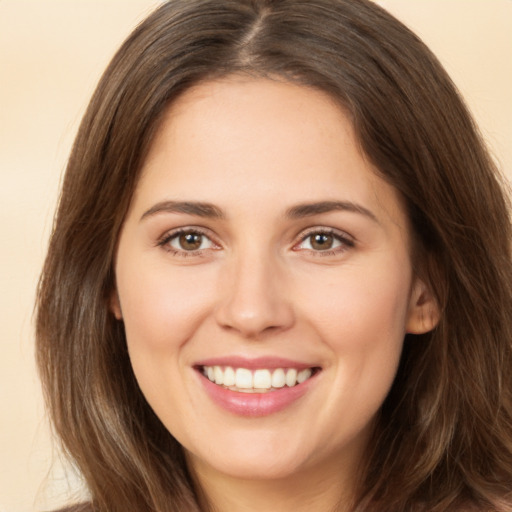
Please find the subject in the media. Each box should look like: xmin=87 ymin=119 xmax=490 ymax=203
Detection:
xmin=112 ymin=77 xmax=437 ymax=488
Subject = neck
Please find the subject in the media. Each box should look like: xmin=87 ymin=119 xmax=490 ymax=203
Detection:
xmin=188 ymin=453 xmax=361 ymax=512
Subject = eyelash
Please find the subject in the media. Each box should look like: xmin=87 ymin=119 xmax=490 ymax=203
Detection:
xmin=157 ymin=227 xmax=218 ymax=257
xmin=157 ymin=227 xmax=355 ymax=258
xmin=293 ymin=227 xmax=355 ymax=257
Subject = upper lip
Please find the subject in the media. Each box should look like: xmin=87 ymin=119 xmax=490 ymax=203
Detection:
xmin=194 ymin=356 xmax=319 ymax=371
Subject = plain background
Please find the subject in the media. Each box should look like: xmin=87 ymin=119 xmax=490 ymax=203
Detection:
xmin=0 ymin=1 xmax=511 ymax=510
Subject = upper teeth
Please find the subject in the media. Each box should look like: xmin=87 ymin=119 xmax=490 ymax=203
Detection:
xmin=203 ymin=366 xmax=313 ymax=392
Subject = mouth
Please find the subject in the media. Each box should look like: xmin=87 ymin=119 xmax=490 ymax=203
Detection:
xmin=197 ymin=365 xmax=321 ymax=394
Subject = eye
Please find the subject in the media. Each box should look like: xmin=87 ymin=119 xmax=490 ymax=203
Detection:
xmin=172 ymin=232 xmax=209 ymax=251
xmin=159 ymin=228 xmax=218 ymax=254
xmin=295 ymin=228 xmax=354 ymax=254
xmin=303 ymin=233 xmax=339 ymax=251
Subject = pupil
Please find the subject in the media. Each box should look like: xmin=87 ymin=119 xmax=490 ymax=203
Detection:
xmin=180 ymin=233 xmax=202 ymax=250
xmin=311 ymin=233 xmax=333 ymax=250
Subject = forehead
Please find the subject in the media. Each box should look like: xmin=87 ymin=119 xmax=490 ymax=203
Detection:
xmin=143 ymin=76 xmax=357 ymax=178
xmin=132 ymin=76 xmax=407 ymax=230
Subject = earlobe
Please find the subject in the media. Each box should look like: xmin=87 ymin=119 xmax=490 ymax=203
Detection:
xmin=109 ymin=289 xmax=123 ymax=320
xmin=406 ymin=278 xmax=440 ymax=334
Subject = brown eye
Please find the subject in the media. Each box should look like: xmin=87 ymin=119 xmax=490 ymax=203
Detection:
xmin=179 ymin=232 xmax=203 ymax=251
xmin=310 ymin=233 xmax=334 ymax=251
xmin=295 ymin=229 xmax=352 ymax=254
xmin=165 ymin=230 xmax=216 ymax=253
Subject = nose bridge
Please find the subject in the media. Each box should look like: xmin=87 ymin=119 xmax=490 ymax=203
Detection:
xmin=215 ymin=241 xmax=294 ymax=338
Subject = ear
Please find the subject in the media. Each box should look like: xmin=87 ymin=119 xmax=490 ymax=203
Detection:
xmin=406 ymin=278 xmax=440 ymax=334
xmin=109 ymin=288 xmax=123 ymax=320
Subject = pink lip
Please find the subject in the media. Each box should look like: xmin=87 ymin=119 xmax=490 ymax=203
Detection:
xmin=194 ymin=361 xmax=320 ymax=417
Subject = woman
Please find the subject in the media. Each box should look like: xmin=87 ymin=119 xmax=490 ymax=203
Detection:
xmin=36 ymin=0 xmax=512 ymax=511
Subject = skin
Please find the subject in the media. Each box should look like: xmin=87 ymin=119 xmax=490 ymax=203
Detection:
xmin=111 ymin=76 xmax=438 ymax=512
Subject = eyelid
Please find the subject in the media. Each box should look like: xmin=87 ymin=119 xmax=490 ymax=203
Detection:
xmin=156 ymin=225 xmax=354 ymax=257
xmin=293 ymin=226 xmax=355 ymax=253
xmin=157 ymin=226 xmax=221 ymax=254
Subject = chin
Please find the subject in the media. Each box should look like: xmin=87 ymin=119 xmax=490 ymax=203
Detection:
xmin=186 ymin=440 xmax=313 ymax=482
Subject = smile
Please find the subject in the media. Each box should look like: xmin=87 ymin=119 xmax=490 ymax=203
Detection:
xmin=201 ymin=366 xmax=316 ymax=393
xmin=195 ymin=358 xmax=322 ymax=416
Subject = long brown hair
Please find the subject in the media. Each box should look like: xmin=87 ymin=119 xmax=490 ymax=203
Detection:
xmin=36 ymin=1 xmax=512 ymax=510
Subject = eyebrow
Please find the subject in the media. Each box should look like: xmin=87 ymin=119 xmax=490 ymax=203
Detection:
xmin=285 ymin=201 xmax=379 ymax=223
xmin=140 ymin=200 xmax=225 ymax=221
xmin=140 ymin=199 xmax=378 ymax=224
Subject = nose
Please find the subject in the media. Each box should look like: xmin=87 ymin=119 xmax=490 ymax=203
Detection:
xmin=214 ymin=248 xmax=295 ymax=339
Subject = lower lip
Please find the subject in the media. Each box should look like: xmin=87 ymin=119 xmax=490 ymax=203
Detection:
xmin=198 ymin=371 xmax=317 ymax=417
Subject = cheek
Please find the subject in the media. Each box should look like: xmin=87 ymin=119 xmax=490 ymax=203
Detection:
xmin=298 ymin=257 xmax=412 ymax=355
xmin=116 ymin=257 xmax=217 ymax=355
xmin=116 ymin=261 xmax=218 ymax=420
xmin=305 ymin=263 xmax=411 ymax=423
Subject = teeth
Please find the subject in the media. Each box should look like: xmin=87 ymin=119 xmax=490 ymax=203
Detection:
xmin=271 ymin=368 xmax=286 ymax=388
xmin=202 ymin=365 xmax=314 ymax=391
xmin=285 ymin=368 xmax=297 ymax=387
xmin=223 ymin=366 xmax=236 ymax=386
xmin=235 ymin=368 xmax=253 ymax=389
xmin=297 ymin=369 xmax=311 ymax=384
xmin=253 ymin=369 xmax=271 ymax=389
xmin=214 ymin=366 xmax=224 ymax=385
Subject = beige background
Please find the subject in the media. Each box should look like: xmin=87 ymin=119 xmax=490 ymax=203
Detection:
xmin=0 ymin=1 xmax=510 ymax=511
